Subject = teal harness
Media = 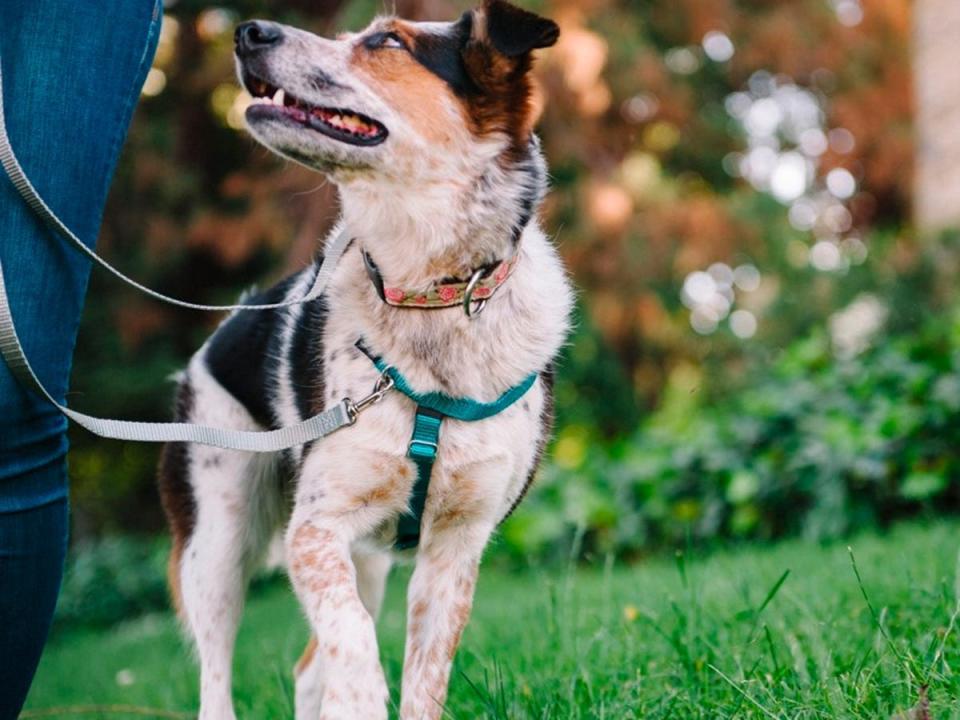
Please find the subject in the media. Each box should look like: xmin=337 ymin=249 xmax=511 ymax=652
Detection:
xmin=356 ymin=341 xmax=537 ymax=550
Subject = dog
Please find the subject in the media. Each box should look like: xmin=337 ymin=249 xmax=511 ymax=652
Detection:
xmin=158 ymin=2 xmax=572 ymax=718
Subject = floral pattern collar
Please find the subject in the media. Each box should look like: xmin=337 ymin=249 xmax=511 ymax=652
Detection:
xmin=362 ymin=250 xmax=520 ymax=310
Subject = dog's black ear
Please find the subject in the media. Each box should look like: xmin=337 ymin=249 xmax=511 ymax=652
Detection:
xmin=458 ymin=0 xmax=557 ymax=148
xmin=476 ymin=0 xmax=559 ymax=58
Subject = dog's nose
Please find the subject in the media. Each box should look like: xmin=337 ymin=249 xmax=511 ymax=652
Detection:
xmin=235 ymin=21 xmax=283 ymax=56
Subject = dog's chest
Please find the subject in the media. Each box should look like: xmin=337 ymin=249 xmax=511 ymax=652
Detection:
xmin=305 ymin=291 xmax=546 ymax=509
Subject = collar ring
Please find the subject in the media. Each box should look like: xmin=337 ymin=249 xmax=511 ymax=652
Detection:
xmin=462 ymin=268 xmax=488 ymax=318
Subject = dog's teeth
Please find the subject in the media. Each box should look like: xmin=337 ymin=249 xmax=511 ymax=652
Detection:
xmin=272 ymin=88 xmax=285 ymax=105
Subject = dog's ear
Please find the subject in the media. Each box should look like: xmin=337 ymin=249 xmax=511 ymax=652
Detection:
xmin=456 ymin=1 xmax=557 ymax=151
xmin=476 ymin=0 xmax=559 ymax=58
xmin=460 ymin=1 xmax=558 ymax=88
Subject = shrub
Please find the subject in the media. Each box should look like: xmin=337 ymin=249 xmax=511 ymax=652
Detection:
xmin=55 ymin=535 xmax=288 ymax=629
xmin=55 ymin=536 xmax=171 ymax=629
xmin=503 ymin=305 xmax=960 ymax=559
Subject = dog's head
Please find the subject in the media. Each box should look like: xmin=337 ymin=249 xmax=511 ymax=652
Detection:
xmin=234 ymin=0 xmax=558 ymax=182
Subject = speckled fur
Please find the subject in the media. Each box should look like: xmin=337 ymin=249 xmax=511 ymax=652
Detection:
xmin=158 ymin=4 xmax=570 ymax=719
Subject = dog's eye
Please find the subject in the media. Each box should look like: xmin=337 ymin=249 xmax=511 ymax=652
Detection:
xmin=365 ymin=31 xmax=406 ymax=50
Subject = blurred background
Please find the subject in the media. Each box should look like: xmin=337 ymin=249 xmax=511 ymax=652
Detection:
xmin=55 ymin=0 xmax=960 ymax=619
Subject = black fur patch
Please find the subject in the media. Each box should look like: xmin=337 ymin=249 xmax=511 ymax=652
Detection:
xmin=511 ymin=150 xmax=543 ymax=243
xmin=500 ymin=364 xmax=555 ymax=522
xmin=484 ymin=0 xmax=560 ymax=58
xmin=411 ymin=15 xmax=476 ymax=97
xmin=204 ymin=276 xmax=298 ymax=428
xmin=288 ymin=295 xmax=328 ymax=421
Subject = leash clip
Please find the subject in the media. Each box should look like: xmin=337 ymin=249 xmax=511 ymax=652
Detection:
xmin=344 ymin=370 xmax=395 ymax=424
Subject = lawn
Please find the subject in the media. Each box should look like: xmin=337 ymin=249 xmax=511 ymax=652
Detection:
xmin=23 ymin=520 xmax=960 ymax=719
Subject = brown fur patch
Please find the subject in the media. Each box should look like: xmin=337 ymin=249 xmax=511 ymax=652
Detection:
xmin=352 ymin=458 xmax=413 ymax=509
xmin=289 ymin=523 xmax=353 ymax=596
xmin=350 ymin=27 xmax=467 ymax=147
xmin=311 ymin=454 xmax=412 ymax=515
xmin=158 ymin=380 xmax=196 ymax=616
xmin=166 ymin=549 xmax=185 ymax=619
xmin=295 ymin=635 xmax=319 ymax=677
xmin=428 ymin=466 xmax=488 ymax=536
xmin=459 ymin=2 xmax=559 ymax=157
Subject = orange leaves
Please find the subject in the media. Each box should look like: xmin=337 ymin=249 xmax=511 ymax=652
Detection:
xmin=544 ymin=6 xmax=612 ymax=117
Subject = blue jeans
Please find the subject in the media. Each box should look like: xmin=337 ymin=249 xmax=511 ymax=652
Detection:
xmin=0 ymin=1 xmax=161 ymax=716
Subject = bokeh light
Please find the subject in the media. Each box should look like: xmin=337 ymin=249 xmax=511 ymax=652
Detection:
xmin=826 ymin=168 xmax=857 ymax=199
xmin=702 ymin=31 xmax=734 ymax=63
xmin=730 ymin=309 xmax=758 ymax=339
xmin=664 ymin=47 xmax=701 ymax=75
xmin=829 ymin=294 xmax=887 ymax=358
xmin=141 ymin=68 xmax=167 ymax=97
xmin=682 ymin=263 xmax=761 ymax=335
xmin=831 ymin=0 xmax=864 ymax=27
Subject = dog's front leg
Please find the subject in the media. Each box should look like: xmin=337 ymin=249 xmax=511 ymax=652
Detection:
xmin=286 ymin=448 xmax=413 ymax=720
xmin=399 ymin=519 xmax=491 ymax=720
xmin=286 ymin=517 xmax=390 ymax=720
xmin=293 ymin=549 xmax=392 ymax=720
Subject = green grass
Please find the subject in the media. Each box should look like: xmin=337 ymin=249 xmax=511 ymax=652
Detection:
xmin=23 ymin=521 xmax=960 ymax=719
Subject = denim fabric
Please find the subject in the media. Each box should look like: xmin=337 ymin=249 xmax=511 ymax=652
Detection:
xmin=0 ymin=1 xmax=161 ymax=716
xmin=0 ymin=493 xmax=67 ymax=720
xmin=0 ymin=0 xmax=161 ymax=509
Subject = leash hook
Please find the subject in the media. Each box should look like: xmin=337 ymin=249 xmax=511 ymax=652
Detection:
xmin=344 ymin=370 xmax=395 ymax=424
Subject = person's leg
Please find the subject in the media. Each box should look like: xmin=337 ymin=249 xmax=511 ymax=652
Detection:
xmin=0 ymin=495 xmax=67 ymax=720
xmin=0 ymin=1 xmax=162 ymax=715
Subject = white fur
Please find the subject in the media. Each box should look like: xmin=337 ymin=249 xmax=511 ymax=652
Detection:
xmin=167 ymin=12 xmax=573 ymax=720
xmin=177 ymin=358 xmax=287 ymax=720
xmin=271 ymin=271 xmax=313 ymax=467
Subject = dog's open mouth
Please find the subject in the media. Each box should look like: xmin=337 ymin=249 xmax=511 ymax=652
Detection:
xmin=243 ymin=74 xmax=388 ymax=147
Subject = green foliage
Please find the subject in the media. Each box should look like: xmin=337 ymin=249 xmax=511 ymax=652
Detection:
xmin=53 ymin=536 xmax=288 ymax=630
xmin=27 ymin=522 xmax=960 ymax=719
xmin=58 ymin=0 xmax=924 ymax=552
xmin=505 ymin=304 xmax=960 ymax=559
xmin=54 ymin=536 xmax=171 ymax=629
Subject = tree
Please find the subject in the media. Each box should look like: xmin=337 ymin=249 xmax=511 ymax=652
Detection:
xmin=914 ymin=0 xmax=960 ymax=231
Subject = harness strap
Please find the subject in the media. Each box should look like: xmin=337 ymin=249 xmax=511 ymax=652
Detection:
xmin=397 ymin=406 xmax=443 ymax=550
xmin=356 ymin=340 xmax=538 ymax=549
xmin=356 ymin=341 xmax=537 ymax=422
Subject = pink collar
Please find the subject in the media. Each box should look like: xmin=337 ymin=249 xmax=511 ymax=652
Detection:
xmin=362 ymin=250 xmax=520 ymax=312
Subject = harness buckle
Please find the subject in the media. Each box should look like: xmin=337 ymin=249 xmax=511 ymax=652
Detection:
xmin=408 ymin=438 xmax=439 ymax=457
xmin=344 ymin=370 xmax=395 ymax=424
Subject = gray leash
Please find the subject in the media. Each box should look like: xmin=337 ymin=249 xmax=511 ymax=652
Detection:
xmin=0 ymin=55 xmax=385 ymax=452
xmin=0 ymin=54 xmax=348 ymax=313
